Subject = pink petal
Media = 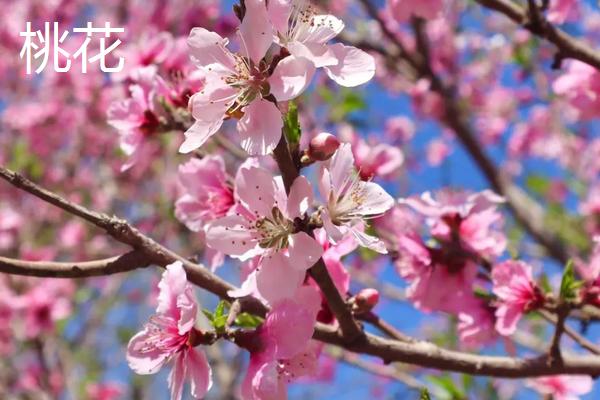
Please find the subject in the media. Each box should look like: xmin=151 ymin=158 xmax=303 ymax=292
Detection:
xmin=238 ymin=100 xmax=283 ymax=155
xmin=266 ymin=299 xmax=317 ymax=359
xmin=306 ymin=15 xmax=345 ymax=43
xmin=188 ymin=348 xmax=213 ymax=399
xmin=126 ymin=328 xmax=170 ymax=374
xmin=168 ymin=352 xmax=186 ymax=400
xmin=328 ymin=143 xmax=355 ymax=190
xmin=206 ymin=215 xmax=257 ymax=256
xmin=157 ymin=262 xmax=188 ymax=316
xmin=324 ymin=43 xmax=375 ymax=87
xmin=287 ymin=41 xmax=337 ymax=68
xmin=267 ymin=0 xmax=292 ymax=34
xmin=237 ymin=165 xmax=276 ymax=216
xmin=179 ymin=120 xmax=224 ymax=154
xmin=256 ymin=252 xmax=305 ymax=305
xmin=187 ymin=28 xmax=236 ymax=71
xmin=239 ymin=0 xmax=273 ymax=64
xmin=288 ymin=232 xmax=323 ymax=270
xmin=269 ymin=55 xmax=315 ymax=101
xmin=286 ymin=175 xmax=313 ymax=219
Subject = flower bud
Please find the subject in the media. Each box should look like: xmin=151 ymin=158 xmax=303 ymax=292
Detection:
xmin=308 ymin=132 xmax=340 ymax=161
xmin=351 ymin=288 xmax=380 ymax=314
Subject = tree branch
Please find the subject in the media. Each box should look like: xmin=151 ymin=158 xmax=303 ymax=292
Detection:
xmin=475 ymin=0 xmax=600 ymax=70
xmin=5 ymin=166 xmax=600 ymax=377
xmin=0 ymin=251 xmax=152 ymax=278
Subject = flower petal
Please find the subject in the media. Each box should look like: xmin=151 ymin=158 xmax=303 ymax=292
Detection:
xmin=256 ymin=253 xmax=305 ymax=305
xmin=179 ymin=120 xmax=224 ymax=154
xmin=187 ymin=28 xmax=236 ymax=72
xmin=288 ymin=232 xmax=323 ymax=270
xmin=126 ymin=328 xmax=171 ymax=375
xmin=269 ymin=55 xmax=315 ymax=101
xmin=188 ymin=348 xmax=213 ymax=399
xmin=236 ymin=165 xmax=277 ymax=216
xmin=238 ymin=100 xmax=283 ymax=155
xmin=324 ymin=43 xmax=375 ymax=87
xmin=239 ymin=0 xmax=274 ymax=64
xmin=287 ymin=41 xmax=337 ymax=68
xmin=206 ymin=215 xmax=257 ymax=257
xmin=286 ymin=175 xmax=313 ymax=219
xmin=168 ymin=352 xmax=187 ymax=400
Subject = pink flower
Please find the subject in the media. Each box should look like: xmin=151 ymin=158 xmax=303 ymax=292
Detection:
xmin=175 ymin=156 xmax=235 ymax=232
xmin=0 ymin=207 xmax=22 ymax=250
xmin=457 ymin=299 xmax=497 ymax=348
xmin=426 ymin=138 xmax=450 ymax=167
xmin=388 ymin=0 xmax=444 ymax=22
xmin=319 ymin=143 xmax=395 ymax=253
xmin=492 ymin=260 xmax=543 ymax=336
xmin=15 ymin=279 xmax=74 ymax=338
xmin=395 ymin=232 xmax=478 ymax=313
xmin=308 ymin=132 xmax=340 ymax=161
xmin=181 ymin=0 xmax=314 ymax=155
xmin=400 ymin=190 xmax=507 ymax=259
xmin=547 ymin=0 xmax=578 ymax=24
xmin=127 ymin=262 xmax=212 ymax=400
xmin=527 ymin=375 xmax=593 ymax=400
xmin=86 ymin=382 xmax=124 ymax=400
xmin=340 ymin=125 xmax=404 ymax=180
xmin=384 ymin=116 xmax=415 ymax=143
xmin=267 ymin=0 xmax=375 ymax=87
xmin=553 ymin=61 xmax=600 ymax=120
xmin=107 ymin=66 xmax=166 ymax=171
xmin=241 ymin=286 xmax=321 ymax=400
xmin=206 ymin=163 xmax=323 ymax=304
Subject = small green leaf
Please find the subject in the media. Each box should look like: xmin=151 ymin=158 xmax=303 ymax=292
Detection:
xmin=214 ymin=300 xmax=228 ymax=320
xmin=560 ymin=260 xmax=582 ymax=302
xmin=202 ymin=309 xmax=214 ymax=322
xmin=283 ymin=101 xmax=301 ymax=145
xmin=420 ymin=388 xmax=432 ymax=400
xmin=235 ymin=313 xmax=264 ymax=328
xmin=539 ymin=273 xmax=553 ymax=294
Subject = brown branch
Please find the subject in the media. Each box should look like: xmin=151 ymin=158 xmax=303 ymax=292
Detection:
xmin=325 ymin=347 xmax=424 ymax=390
xmin=540 ymin=310 xmax=600 ymax=356
xmin=0 ymin=251 xmax=152 ymax=278
xmin=358 ymin=311 xmax=416 ymax=343
xmin=475 ymin=0 xmax=600 ymax=70
xmin=272 ymin=132 xmax=365 ymax=343
xmin=7 ymin=166 xmax=600 ymax=377
xmin=354 ymin=0 xmax=570 ymax=265
xmin=0 ymin=165 xmax=267 ymax=317
xmin=314 ymin=324 xmax=600 ymax=377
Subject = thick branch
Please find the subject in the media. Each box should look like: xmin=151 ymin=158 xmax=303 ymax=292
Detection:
xmin=0 ymin=251 xmax=151 ymax=278
xmin=355 ymin=0 xmax=570 ymax=264
xmin=4 ymin=166 xmax=600 ymax=377
xmin=314 ymin=324 xmax=600 ymax=377
xmin=0 ymin=165 xmax=267 ymax=317
xmin=475 ymin=0 xmax=600 ymax=70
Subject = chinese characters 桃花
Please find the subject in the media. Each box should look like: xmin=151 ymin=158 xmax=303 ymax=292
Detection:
xmin=19 ymin=22 xmax=125 ymax=74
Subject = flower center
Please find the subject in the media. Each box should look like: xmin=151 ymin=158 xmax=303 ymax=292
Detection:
xmin=253 ymin=207 xmax=294 ymax=249
xmin=329 ymin=172 xmax=369 ymax=224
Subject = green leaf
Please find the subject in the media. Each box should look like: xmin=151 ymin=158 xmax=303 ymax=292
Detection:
xmin=202 ymin=309 xmax=214 ymax=322
xmin=420 ymin=388 xmax=432 ymax=400
xmin=560 ymin=260 xmax=583 ymax=302
xmin=539 ymin=273 xmax=553 ymax=294
xmin=427 ymin=375 xmax=464 ymax=399
xmin=283 ymin=101 xmax=301 ymax=145
xmin=235 ymin=313 xmax=264 ymax=328
xmin=214 ymin=300 xmax=228 ymax=320
xmin=525 ymin=174 xmax=550 ymax=197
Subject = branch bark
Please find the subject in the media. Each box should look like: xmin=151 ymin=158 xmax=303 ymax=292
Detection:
xmin=4 ymin=165 xmax=600 ymax=377
xmin=475 ymin=0 xmax=600 ymax=70
xmin=0 ymin=251 xmax=151 ymax=278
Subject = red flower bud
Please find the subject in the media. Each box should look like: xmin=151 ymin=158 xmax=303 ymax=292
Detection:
xmin=308 ymin=132 xmax=340 ymax=161
xmin=352 ymin=288 xmax=380 ymax=314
